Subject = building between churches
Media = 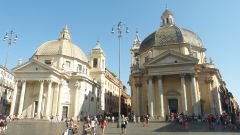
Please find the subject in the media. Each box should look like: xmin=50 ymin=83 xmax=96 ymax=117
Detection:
xmin=9 ymin=26 xmax=130 ymax=120
xmin=0 ymin=65 xmax=15 ymax=115
xmin=129 ymin=9 xmax=239 ymax=119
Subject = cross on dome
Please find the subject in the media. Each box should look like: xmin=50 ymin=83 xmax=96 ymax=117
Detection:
xmin=59 ymin=25 xmax=71 ymax=41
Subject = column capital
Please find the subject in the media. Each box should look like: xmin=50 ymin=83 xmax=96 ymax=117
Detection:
xmin=39 ymin=80 xmax=44 ymax=83
xmin=190 ymin=73 xmax=197 ymax=77
xmin=180 ymin=73 xmax=186 ymax=78
xmin=20 ymin=80 xmax=26 ymax=83
xmin=205 ymin=77 xmax=213 ymax=84
xmin=148 ymin=76 xmax=154 ymax=80
xmin=134 ymin=82 xmax=142 ymax=87
xmin=47 ymin=80 xmax=52 ymax=83
xmin=157 ymin=75 xmax=163 ymax=80
xmin=74 ymin=81 xmax=81 ymax=89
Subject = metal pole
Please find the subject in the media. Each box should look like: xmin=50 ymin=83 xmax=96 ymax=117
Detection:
xmin=118 ymin=32 xmax=121 ymax=128
xmin=112 ymin=21 xmax=128 ymax=128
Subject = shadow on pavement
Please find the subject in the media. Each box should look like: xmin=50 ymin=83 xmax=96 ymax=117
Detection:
xmin=154 ymin=122 xmax=240 ymax=133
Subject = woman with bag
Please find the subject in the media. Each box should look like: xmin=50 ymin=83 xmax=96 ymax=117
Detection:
xmin=83 ymin=117 xmax=91 ymax=135
xmin=63 ymin=118 xmax=78 ymax=135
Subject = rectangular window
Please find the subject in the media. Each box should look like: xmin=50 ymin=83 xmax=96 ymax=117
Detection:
xmin=78 ymin=64 xmax=82 ymax=72
xmin=192 ymin=52 xmax=197 ymax=58
xmin=145 ymin=56 xmax=149 ymax=62
xmin=66 ymin=61 xmax=71 ymax=68
xmin=93 ymin=58 xmax=98 ymax=68
xmin=44 ymin=60 xmax=52 ymax=64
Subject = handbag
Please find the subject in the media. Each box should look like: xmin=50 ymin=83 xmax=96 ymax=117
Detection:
xmin=84 ymin=127 xmax=91 ymax=134
xmin=72 ymin=124 xmax=79 ymax=134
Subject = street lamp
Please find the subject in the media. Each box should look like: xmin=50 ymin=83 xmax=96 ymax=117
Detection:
xmin=3 ymin=30 xmax=18 ymax=67
xmin=0 ymin=30 xmax=18 ymax=115
xmin=111 ymin=21 xmax=129 ymax=128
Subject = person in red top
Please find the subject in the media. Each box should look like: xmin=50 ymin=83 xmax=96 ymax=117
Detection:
xmin=207 ymin=114 xmax=214 ymax=129
xmin=101 ymin=118 xmax=107 ymax=135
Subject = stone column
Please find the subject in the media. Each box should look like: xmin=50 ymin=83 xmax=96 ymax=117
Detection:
xmin=191 ymin=74 xmax=198 ymax=115
xmin=74 ymin=81 xmax=80 ymax=118
xmin=135 ymin=82 xmax=141 ymax=116
xmin=18 ymin=80 xmax=26 ymax=117
xmin=148 ymin=76 xmax=154 ymax=118
xmin=45 ymin=80 xmax=52 ymax=118
xmin=196 ymin=81 xmax=202 ymax=115
xmin=94 ymin=86 xmax=98 ymax=114
xmin=37 ymin=80 xmax=44 ymax=119
xmin=180 ymin=73 xmax=188 ymax=114
xmin=158 ymin=76 xmax=164 ymax=118
xmin=10 ymin=80 xmax=18 ymax=116
xmin=216 ymin=86 xmax=223 ymax=115
xmin=57 ymin=82 xmax=63 ymax=117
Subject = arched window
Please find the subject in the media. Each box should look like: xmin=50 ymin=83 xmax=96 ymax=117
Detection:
xmin=93 ymin=58 xmax=98 ymax=68
xmin=166 ymin=17 xmax=170 ymax=24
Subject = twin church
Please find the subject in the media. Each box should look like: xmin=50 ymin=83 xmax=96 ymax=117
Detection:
xmin=9 ymin=9 xmax=238 ymax=120
xmin=129 ymin=9 xmax=238 ymax=119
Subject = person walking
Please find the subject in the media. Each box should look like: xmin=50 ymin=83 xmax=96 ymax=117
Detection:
xmin=133 ymin=115 xmax=136 ymax=124
xmin=91 ymin=117 xmax=98 ymax=135
xmin=100 ymin=118 xmax=107 ymax=135
xmin=63 ymin=117 xmax=78 ymax=135
xmin=121 ymin=115 xmax=128 ymax=134
xmin=83 ymin=117 xmax=91 ymax=135
xmin=111 ymin=116 xmax=115 ymax=123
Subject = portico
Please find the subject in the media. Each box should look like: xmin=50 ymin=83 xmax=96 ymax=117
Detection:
xmin=10 ymin=79 xmax=61 ymax=119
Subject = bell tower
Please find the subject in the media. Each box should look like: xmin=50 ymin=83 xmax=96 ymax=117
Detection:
xmin=161 ymin=9 xmax=175 ymax=26
xmin=130 ymin=31 xmax=141 ymax=68
xmin=90 ymin=41 xmax=105 ymax=72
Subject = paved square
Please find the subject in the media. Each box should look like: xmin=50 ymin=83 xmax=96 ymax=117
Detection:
xmin=0 ymin=120 xmax=239 ymax=135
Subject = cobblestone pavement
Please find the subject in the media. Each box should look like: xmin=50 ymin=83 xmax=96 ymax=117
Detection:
xmin=0 ymin=120 xmax=239 ymax=135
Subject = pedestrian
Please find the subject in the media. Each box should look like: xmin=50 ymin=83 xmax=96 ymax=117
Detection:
xmin=83 ymin=117 xmax=91 ymax=135
xmin=133 ymin=115 xmax=136 ymax=124
xmin=112 ymin=116 xmax=115 ymax=123
xmin=63 ymin=117 xmax=78 ymax=135
xmin=121 ymin=115 xmax=128 ymax=134
xmin=146 ymin=115 xmax=149 ymax=125
xmin=100 ymin=118 xmax=107 ymax=135
xmin=137 ymin=116 xmax=140 ymax=123
xmin=142 ymin=115 xmax=146 ymax=127
xmin=91 ymin=117 xmax=97 ymax=135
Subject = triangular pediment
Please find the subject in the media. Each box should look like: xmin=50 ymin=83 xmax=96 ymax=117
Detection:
xmin=145 ymin=50 xmax=198 ymax=67
xmin=13 ymin=59 xmax=56 ymax=73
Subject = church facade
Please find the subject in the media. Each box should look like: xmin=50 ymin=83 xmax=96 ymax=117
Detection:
xmin=129 ymin=10 xmax=237 ymax=118
xmin=10 ymin=26 xmax=128 ymax=120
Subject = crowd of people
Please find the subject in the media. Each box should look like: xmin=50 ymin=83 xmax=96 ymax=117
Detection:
xmin=62 ymin=114 xmax=129 ymax=135
xmin=166 ymin=111 xmax=240 ymax=130
xmin=1 ymin=111 xmax=240 ymax=134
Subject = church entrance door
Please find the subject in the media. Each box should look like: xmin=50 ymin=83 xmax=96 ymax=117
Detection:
xmin=62 ymin=106 xmax=68 ymax=120
xmin=168 ymin=99 xmax=178 ymax=113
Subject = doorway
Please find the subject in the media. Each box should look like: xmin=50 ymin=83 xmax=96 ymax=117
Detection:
xmin=34 ymin=101 xmax=38 ymax=117
xmin=62 ymin=106 xmax=68 ymax=120
xmin=168 ymin=99 xmax=178 ymax=113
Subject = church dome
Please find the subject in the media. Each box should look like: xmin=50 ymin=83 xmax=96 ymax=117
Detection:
xmin=139 ymin=10 xmax=203 ymax=53
xmin=34 ymin=26 xmax=88 ymax=63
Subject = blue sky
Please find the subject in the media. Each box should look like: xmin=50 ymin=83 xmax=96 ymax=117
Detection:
xmin=0 ymin=0 xmax=239 ymax=103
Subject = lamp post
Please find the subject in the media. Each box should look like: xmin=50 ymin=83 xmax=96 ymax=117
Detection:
xmin=111 ymin=21 xmax=129 ymax=128
xmin=1 ymin=30 xmax=18 ymax=115
xmin=3 ymin=30 xmax=18 ymax=67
